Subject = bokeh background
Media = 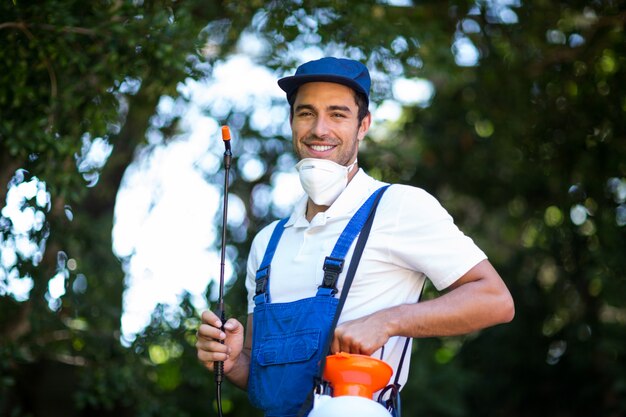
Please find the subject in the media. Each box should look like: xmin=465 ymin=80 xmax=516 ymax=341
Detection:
xmin=1 ymin=1 xmax=625 ymax=416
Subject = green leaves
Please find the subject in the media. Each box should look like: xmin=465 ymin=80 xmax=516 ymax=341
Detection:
xmin=2 ymin=1 xmax=626 ymax=416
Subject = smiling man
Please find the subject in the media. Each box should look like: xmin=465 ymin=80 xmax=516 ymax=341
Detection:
xmin=196 ymin=57 xmax=515 ymax=417
xmin=290 ymin=80 xmax=368 ymax=220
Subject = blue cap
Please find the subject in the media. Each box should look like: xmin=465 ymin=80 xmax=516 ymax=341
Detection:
xmin=278 ymin=57 xmax=371 ymax=105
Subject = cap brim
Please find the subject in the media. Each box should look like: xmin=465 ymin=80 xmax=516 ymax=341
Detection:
xmin=278 ymin=74 xmax=368 ymax=102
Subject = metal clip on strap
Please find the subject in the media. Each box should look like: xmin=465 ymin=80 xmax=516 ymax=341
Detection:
xmin=255 ymin=265 xmax=270 ymax=294
xmin=320 ymin=256 xmax=345 ymax=294
xmin=254 ymin=218 xmax=288 ymax=305
xmin=315 ymin=186 xmax=388 ymax=297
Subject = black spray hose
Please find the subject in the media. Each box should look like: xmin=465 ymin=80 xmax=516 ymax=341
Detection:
xmin=215 ymin=125 xmax=232 ymax=417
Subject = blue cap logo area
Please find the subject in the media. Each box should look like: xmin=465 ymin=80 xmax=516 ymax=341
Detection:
xmin=278 ymin=57 xmax=371 ymax=105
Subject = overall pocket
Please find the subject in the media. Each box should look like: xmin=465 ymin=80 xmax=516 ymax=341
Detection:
xmin=249 ymin=328 xmax=321 ymax=413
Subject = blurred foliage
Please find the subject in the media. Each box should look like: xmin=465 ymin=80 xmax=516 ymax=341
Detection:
xmin=1 ymin=1 xmax=626 ymax=417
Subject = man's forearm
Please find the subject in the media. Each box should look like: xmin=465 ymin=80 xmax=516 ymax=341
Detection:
xmin=387 ymin=261 xmax=514 ymax=338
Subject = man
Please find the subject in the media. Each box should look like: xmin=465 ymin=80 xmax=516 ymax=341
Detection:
xmin=196 ymin=57 xmax=515 ymax=416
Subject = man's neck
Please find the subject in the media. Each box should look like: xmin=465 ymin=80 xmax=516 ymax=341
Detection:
xmin=305 ymin=200 xmax=329 ymax=222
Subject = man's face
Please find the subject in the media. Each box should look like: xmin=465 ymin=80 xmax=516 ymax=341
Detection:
xmin=291 ymin=82 xmax=370 ymax=167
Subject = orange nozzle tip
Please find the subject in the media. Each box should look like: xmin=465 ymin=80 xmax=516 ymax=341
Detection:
xmin=221 ymin=126 xmax=231 ymax=141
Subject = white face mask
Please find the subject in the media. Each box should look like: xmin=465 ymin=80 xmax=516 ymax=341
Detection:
xmin=295 ymin=158 xmax=358 ymax=206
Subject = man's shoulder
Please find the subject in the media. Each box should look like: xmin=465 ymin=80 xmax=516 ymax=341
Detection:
xmin=383 ymin=183 xmax=439 ymax=205
xmin=251 ymin=219 xmax=284 ymax=247
xmin=360 ymin=171 xmax=435 ymax=199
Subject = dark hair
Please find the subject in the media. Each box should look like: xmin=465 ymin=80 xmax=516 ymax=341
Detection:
xmin=289 ymin=88 xmax=370 ymax=124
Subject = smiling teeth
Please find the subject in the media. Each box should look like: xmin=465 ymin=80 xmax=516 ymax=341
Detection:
xmin=311 ymin=145 xmax=334 ymax=151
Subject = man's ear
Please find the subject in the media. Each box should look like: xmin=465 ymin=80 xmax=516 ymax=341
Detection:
xmin=357 ymin=113 xmax=372 ymax=141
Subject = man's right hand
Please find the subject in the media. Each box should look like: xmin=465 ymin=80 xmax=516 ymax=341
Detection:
xmin=196 ymin=310 xmax=246 ymax=375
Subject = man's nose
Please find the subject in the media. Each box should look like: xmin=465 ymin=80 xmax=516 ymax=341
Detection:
xmin=312 ymin=115 xmax=331 ymax=138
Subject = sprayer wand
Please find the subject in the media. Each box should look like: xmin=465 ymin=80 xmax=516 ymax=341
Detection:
xmin=215 ymin=125 xmax=232 ymax=417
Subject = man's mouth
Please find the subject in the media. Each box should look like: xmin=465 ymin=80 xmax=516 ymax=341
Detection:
xmin=309 ymin=144 xmax=335 ymax=152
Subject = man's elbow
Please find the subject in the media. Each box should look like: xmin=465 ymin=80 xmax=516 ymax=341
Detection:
xmin=497 ymin=292 xmax=515 ymax=324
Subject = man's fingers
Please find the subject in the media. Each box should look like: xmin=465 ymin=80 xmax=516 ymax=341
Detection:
xmin=196 ymin=311 xmax=247 ymax=376
xmin=330 ymin=335 xmax=340 ymax=354
xmin=332 ymin=326 xmax=375 ymax=355
xmin=197 ymin=339 xmax=230 ymax=360
xmin=196 ymin=337 xmax=229 ymax=353
xmin=197 ymin=349 xmax=229 ymax=370
xmin=201 ymin=310 xmax=223 ymax=328
xmin=197 ymin=323 xmax=225 ymax=341
xmin=223 ymin=318 xmax=240 ymax=332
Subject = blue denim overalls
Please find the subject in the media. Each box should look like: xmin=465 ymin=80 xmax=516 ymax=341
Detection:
xmin=248 ymin=186 xmax=388 ymax=417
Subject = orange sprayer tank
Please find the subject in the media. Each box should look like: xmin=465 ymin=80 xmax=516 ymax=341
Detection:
xmin=323 ymin=352 xmax=393 ymax=399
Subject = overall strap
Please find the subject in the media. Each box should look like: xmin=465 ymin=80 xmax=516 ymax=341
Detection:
xmin=297 ymin=184 xmax=390 ymax=417
xmin=318 ymin=184 xmax=390 ymax=365
xmin=254 ymin=217 xmax=288 ymax=305
xmin=317 ymin=185 xmax=391 ymax=297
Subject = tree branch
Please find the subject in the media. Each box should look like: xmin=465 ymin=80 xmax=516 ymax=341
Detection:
xmin=0 ymin=21 xmax=97 ymax=36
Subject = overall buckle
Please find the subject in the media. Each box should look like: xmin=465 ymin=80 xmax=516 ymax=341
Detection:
xmin=255 ymin=265 xmax=270 ymax=296
xmin=320 ymin=257 xmax=344 ymax=294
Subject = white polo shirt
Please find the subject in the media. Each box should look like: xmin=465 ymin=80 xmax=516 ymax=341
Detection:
xmin=245 ymin=169 xmax=487 ymax=389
